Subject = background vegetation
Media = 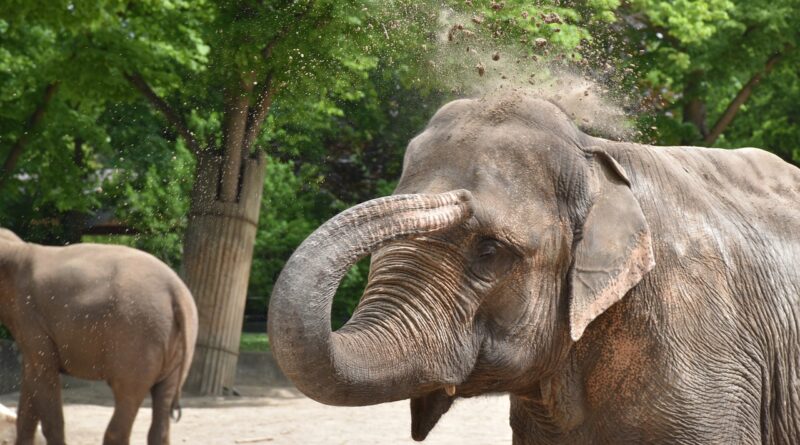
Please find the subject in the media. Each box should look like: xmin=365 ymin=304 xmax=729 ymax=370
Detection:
xmin=1 ymin=0 xmax=797 ymax=335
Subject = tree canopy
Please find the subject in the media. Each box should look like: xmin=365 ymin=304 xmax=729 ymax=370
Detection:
xmin=1 ymin=0 xmax=798 ymax=329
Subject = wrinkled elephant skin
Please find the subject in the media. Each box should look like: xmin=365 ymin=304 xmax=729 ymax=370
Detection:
xmin=268 ymin=93 xmax=800 ymax=444
xmin=0 ymin=229 xmax=198 ymax=445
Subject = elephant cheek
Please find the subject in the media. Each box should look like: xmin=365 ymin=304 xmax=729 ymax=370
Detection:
xmin=481 ymin=282 xmax=538 ymax=333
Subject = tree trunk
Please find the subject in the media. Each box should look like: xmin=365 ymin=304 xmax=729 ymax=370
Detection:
xmin=0 ymin=82 xmax=59 ymax=189
xmin=182 ymin=150 xmax=266 ymax=395
xmin=126 ymin=68 xmax=275 ymax=395
xmin=682 ymin=70 xmax=707 ymax=144
xmin=704 ymin=49 xmax=787 ymax=146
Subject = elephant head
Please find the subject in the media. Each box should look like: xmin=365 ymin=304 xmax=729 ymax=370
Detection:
xmin=268 ymin=94 xmax=655 ymax=440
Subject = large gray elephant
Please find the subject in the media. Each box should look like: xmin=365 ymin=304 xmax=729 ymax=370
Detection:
xmin=268 ymin=93 xmax=800 ymax=444
xmin=0 ymin=229 xmax=198 ymax=445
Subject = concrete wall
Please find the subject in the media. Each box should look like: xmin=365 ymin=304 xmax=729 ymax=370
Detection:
xmin=0 ymin=340 xmax=21 ymax=394
xmin=235 ymin=351 xmax=289 ymax=387
xmin=0 ymin=341 xmax=288 ymax=395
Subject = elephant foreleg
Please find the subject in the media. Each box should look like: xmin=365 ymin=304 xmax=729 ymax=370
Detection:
xmin=16 ymin=356 xmax=64 ymax=445
xmin=15 ymin=380 xmax=40 ymax=445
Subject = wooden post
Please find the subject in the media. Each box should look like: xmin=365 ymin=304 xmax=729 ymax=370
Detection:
xmin=182 ymin=151 xmax=266 ymax=395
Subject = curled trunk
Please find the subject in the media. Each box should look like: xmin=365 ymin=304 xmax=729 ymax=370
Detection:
xmin=268 ymin=191 xmax=473 ymax=406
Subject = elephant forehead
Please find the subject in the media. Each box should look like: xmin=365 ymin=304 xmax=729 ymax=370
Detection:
xmin=400 ymin=123 xmax=571 ymax=202
xmin=405 ymin=94 xmax=584 ymax=177
xmin=396 ymin=96 xmax=586 ymax=247
xmin=396 ymin=156 xmax=561 ymax=252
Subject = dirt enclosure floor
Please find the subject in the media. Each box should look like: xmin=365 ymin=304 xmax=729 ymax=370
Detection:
xmin=0 ymin=383 xmax=511 ymax=444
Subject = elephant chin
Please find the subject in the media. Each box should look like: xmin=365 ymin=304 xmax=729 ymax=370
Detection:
xmin=411 ymin=389 xmax=455 ymax=441
xmin=268 ymin=190 xmax=474 ymax=406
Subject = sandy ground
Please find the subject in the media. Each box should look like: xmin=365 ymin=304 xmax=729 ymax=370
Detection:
xmin=0 ymin=383 xmax=511 ymax=445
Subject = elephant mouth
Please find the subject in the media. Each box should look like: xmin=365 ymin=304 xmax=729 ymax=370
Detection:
xmin=410 ymin=368 xmax=502 ymax=441
xmin=411 ymin=388 xmax=456 ymax=441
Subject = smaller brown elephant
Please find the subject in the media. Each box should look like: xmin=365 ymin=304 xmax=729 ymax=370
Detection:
xmin=0 ymin=228 xmax=198 ymax=445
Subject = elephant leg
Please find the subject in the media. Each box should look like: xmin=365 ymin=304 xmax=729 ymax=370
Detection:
xmin=16 ymin=351 xmax=65 ymax=445
xmin=103 ymin=380 xmax=149 ymax=445
xmin=15 ymin=379 xmax=40 ymax=445
xmin=147 ymin=369 xmax=181 ymax=445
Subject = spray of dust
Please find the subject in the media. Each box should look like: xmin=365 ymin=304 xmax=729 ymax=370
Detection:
xmin=421 ymin=7 xmax=637 ymax=141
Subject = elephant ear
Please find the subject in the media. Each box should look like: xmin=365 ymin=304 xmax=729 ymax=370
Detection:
xmin=410 ymin=389 xmax=455 ymax=441
xmin=569 ymin=148 xmax=655 ymax=341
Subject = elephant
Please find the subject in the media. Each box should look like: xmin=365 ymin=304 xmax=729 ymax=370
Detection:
xmin=268 ymin=92 xmax=800 ymax=444
xmin=0 ymin=229 xmax=198 ymax=445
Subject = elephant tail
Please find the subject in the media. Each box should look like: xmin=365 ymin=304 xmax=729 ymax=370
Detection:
xmin=171 ymin=284 xmax=199 ymax=422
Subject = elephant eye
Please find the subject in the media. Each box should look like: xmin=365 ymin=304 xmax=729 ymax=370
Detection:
xmin=469 ymin=238 xmax=516 ymax=284
xmin=477 ymin=239 xmax=501 ymax=258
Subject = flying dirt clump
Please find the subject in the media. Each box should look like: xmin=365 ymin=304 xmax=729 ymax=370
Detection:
xmin=470 ymin=73 xmax=633 ymax=141
xmin=426 ymin=7 xmax=634 ymax=141
xmin=540 ymin=76 xmax=632 ymax=140
xmin=542 ymin=13 xmax=562 ymax=24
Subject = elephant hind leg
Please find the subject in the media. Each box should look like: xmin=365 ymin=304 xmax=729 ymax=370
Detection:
xmin=103 ymin=380 xmax=149 ymax=445
xmin=147 ymin=368 xmax=182 ymax=445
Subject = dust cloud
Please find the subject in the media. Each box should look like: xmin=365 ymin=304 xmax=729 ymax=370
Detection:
xmin=422 ymin=7 xmax=636 ymax=141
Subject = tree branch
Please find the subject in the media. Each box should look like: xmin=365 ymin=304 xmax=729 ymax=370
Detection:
xmin=263 ymin=1 xmax=316 ymax=58
xmin=218 ymin=77 xmax=254 ymax=202
xmin=125 ymin=72 xmax=203 ymax=156
xmin=235 ymin=3 xmax=310 ymax=155
xmin=73 ymin=137 xmax=85 ymax=169
xmin=0 ymin=81 xmax=60 ymax=188
xmin=242 ymin=73 xmax=275 ymax=154
xmin=704 ymin=49 xmax=787 ymax=146
xmin=680 ymin=70 xmax=709 ymax=143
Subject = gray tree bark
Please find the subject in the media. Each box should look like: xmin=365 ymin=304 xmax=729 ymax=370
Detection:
xmin=182 ymin=150 xmax=266 ymax=395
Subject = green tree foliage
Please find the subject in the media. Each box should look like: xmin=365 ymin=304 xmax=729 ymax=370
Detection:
xmin=0 ymin=0 xmax=437 ymax=229
xmin=0 ymin=0 xmax=447 ymax=329
xmin=622 ymin=0 xmax=799 ymax=157
xmin=0 ymin=1 xmax=202 ymax=248
xmin=1 ymin=0 xmax=798 ymax=334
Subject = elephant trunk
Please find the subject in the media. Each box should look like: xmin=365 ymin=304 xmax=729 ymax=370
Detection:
xmin=268 ymin=191 xmax=474 ymax=406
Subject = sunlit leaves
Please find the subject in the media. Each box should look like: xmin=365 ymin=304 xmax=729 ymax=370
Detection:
xmin=621 ymin=0 xmax=799 ymax=149
xmin=633 ymin=0 xmax=735 ymax=45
